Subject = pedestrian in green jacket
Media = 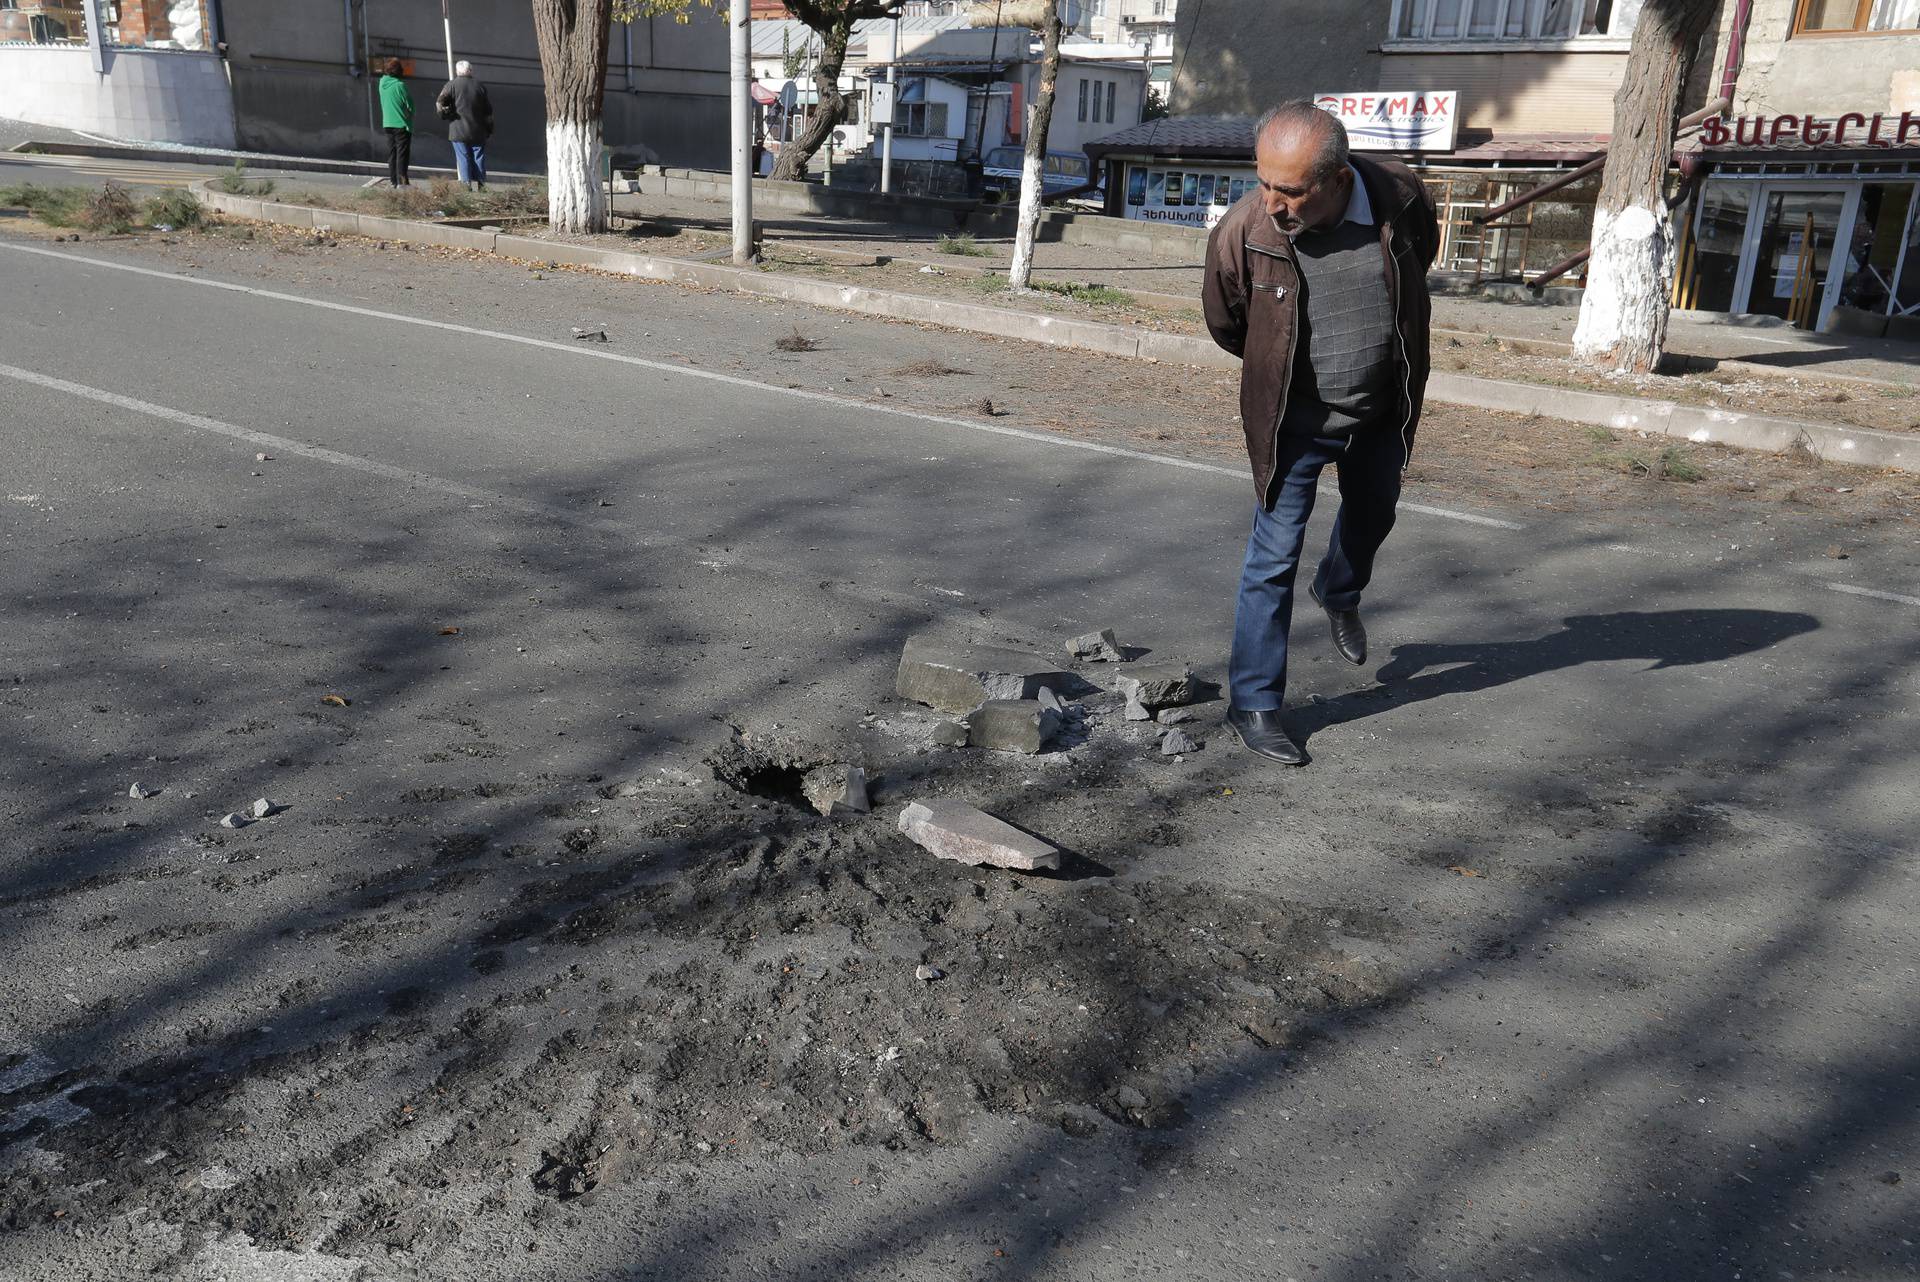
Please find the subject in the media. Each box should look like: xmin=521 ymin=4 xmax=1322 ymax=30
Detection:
xmin=378 ymin=58 xmax=414 ymax=187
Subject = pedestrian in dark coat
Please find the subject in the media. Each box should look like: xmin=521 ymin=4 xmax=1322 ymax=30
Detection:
xmin=1202 ymin=101 xmax=1439 ymax=767
xmin=377 ymin=57 xmax=413 ymax=187
xmin=436 ymin=60 xmax=494 ymax=190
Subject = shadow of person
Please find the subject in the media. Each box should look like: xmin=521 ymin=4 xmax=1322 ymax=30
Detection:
xmin=1295 ymin=609 xmax=1820 ymax=739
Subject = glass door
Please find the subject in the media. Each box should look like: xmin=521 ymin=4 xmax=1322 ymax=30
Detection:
xmin=1737 ymin=187 xmax=1851 ymax=326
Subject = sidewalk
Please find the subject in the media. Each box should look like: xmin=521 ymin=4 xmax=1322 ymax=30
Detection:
xmin=607 ymin=185 xmax=1920 ymax=391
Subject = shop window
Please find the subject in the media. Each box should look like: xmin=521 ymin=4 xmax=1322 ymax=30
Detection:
xmin=1838 ymin=183 xmax=1918 ymax=314
xmin=1 ymin=0 xmax=87 ymax=43
xmin=1795 ymin=0 xmax=1920 ymax=31
xmin=98 ymin=0 xmax=212 ymax=50
xmin=1392 ymin=0 xmax=1636 ymax=41
xmin=1685 ymin=182 xmax=1753 ymax=313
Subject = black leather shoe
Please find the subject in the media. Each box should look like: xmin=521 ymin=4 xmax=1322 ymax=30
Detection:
xmin=1309 ymin=583 xmax=1368 ymax=666
xmin=1226 ymin=708 xmax=1309 ymax=766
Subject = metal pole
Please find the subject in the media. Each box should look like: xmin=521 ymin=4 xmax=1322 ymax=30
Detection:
xmin=730 ymin=0 xmax=754 ymax=264
xmin=440 ymin=0 xmax=454 ymax=78
xmin=880 ymin=13 xmax=898 ymax=194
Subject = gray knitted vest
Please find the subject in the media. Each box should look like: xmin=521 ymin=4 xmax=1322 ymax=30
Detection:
xmin=1281 ymin=217 xmax=1395 ymax=438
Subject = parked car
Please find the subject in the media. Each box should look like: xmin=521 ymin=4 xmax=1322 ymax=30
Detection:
xmin=979 ymin=147 xmax=1101 ymax=202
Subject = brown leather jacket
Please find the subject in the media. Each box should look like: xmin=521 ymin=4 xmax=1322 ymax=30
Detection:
xmin=1203 ymin=154 xmax=1440 ymax=507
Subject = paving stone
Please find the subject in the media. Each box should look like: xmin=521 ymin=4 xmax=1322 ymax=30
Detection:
xmin=1116 ymin=662 xmax=1195 ymax=709
xmin=965 ymin=699 xmax=1061 ymax=754
xmin=802 ymin=763 xmax=870 ymax=817
xmin=897 ymin=799 xmax=1060 ymax=872
xmin=1065 ymin=628 xmax=1123 ymax=662
xmin=930 ymin=720 xmax=970 ymax=748
xmin=894 ymin=634 xmax=1075 ymax=714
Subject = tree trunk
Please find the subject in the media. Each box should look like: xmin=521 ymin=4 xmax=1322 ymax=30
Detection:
xmin=771 ymin=14 xmax=853 ymax=181
xmin=1006 ymin=2 xmax=1062 ymax=291
xmin=1571 ymin=0 xmax=1719 ymax=372
xmin=533 ymin=0 xmax=612 ymax=233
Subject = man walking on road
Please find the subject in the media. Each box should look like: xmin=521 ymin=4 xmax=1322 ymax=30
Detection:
xmin=378 ymin=58 xmax=414 ymax=188
xmin=437 ymin=60 xmax=494 ymax=190
xmin=1203 ymin=101 xmax=1439 ymax=766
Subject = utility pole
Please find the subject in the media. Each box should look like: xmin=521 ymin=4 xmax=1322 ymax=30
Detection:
xmin=879 ymin=12 xmax=898 ymax=194
xmin=730 ymin=0 xmax=754 ymax=264
xmin=440 ymin=0 xmax=454 ymax=78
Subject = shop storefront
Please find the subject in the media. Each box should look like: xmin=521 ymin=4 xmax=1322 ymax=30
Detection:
xmin=1681 ymin=115 xmax=1920 ymax=334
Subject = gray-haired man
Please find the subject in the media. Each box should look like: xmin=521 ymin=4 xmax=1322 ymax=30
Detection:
xmin=437 ymin=59 xmax=494 ymax=190
xmin=1203 ymin=101 xmax=1439 ymax=766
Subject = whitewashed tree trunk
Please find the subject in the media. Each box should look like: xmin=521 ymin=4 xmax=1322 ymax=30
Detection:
xmin=1569 ymin=0 xmax=1717 ymax=372
xmin=1007 ymin=1 xmax=1063 ymax=292
xmin=546 ymin=117 xmax=605 ymax=234
xmin=1573 ymin=203 xmax=1672 ymax=373
xmin=533 ymin=0 xmax=611 ymax=235
xmin=1007 ymin=146 xmax=1047 ymax=289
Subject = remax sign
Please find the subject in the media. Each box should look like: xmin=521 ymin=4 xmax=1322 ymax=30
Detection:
xmin=1314 ymin=92 xmax=1458 ymax=152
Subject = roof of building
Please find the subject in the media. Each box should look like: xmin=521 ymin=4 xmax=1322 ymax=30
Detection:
xmin=1085 ymin=115 xmax=1609 ymax=167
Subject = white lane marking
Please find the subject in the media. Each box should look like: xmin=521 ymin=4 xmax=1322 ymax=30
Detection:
xmin=0 ymin=240 xmax=1526 ymax=533
xmin=1826 ymin=582 xmax=1920 ymax=608
xmin=0 ymin=363 xmax=521 ymax=513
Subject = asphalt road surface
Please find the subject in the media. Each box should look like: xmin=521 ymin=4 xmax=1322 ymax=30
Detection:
xmin=1 ymin=224 xmax=1916 ymax=1282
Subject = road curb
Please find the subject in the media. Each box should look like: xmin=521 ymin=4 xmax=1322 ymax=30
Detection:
xmin=191 ymin=183 xmax=1911 ymax=472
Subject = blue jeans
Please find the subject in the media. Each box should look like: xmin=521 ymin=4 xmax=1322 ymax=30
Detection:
xmin=452 ymin=140 xmax=487 ymax=185
xmin=1228 ymin=428 xmax=1405 ymax=712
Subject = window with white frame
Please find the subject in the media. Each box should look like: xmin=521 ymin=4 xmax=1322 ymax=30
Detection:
xmin=1390 ymin=0 xmax=1640 ymax=41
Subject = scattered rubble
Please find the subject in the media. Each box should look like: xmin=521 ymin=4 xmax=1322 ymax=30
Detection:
xmin=930 ymin=720 xmax=970 ymax=748
xmin=1155 ymin=706 xmax=1195 ymax=725
xmin=127 ymin=782 xmax=156 ymax=800
xmin=1037 ymin=685 xmax=1066 ymax=715
xmin=218 ymin=813 xmax=248 ymax=830
xmin=249 ymin=797 xmax=280 ymax=819
xmin=801 ymin=763 xmax=870 ymax=817
xmin=897 ymin=799 xmax=1061 ymax=872
xmin=1159 ymin=728 xmax=1201 ymax=756
xmin=1116 ymin=662 xmax=1195 ymax=709
xmin=572 ymin=325 xmax=609 ymax=343
xmin=894 ymin=634 xmax=1074 ymax=714
xmin=915 ymin=964 xmax=945 ymax=982
xmin=964 ymin=699 xmax=1061 ymax=755
xmin=1066 ymin=628 xmax=1124 ymax=662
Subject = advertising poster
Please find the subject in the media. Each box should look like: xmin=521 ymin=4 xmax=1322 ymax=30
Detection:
xmin=1121 ymin=163 xmax=1255 ymax=229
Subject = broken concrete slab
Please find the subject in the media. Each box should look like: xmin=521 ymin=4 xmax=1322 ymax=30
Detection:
xmin=895 ymin=634 xmax=1076 ymax=713
xmin=1155 ymin=706 xmax=1195 ymax=725
xmin=965 ymin=699 xmax=1061 ymax=754
xmin=802 ymin=764 xmax=870 ymax=817
xmin=1066 ymin=628 xmax=1123 ymax=662
xmin=1116 ymin=662 xmax=1195 ymax=709
xmin=897 ymin=799 xmax=1060 ymax=872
